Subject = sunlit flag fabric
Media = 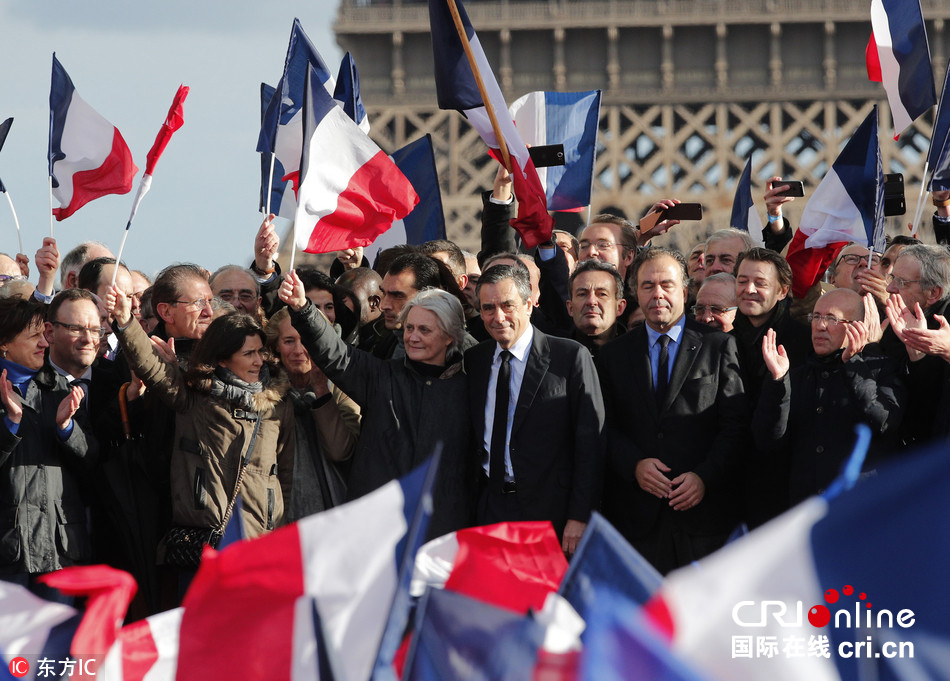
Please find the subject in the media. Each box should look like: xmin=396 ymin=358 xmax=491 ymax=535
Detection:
xmin=867 ymin=0 xmax=936 ymax=139
xmin=786 ymin=107 xmax=884 ymax=298
xmin=928 ymin=61 xmax=950 ymax=192
xmin=259 ymin=82 xmax=295 ymax=219
xmin=294 ymin=65 xmax=418 ymax=254
xmin=48 ymin=54 xmax=138 ymax=221
xmin=428 ymin=0 xmax=553 ymax=248
xmin=365 ymin=134 xmax=446 ymax=265
xmin=0 ymin=581 xmax=80 ymax=681
xmin=729 ymin=156 xmax=764 ymax=248
xmin=333 ymin=52 xmax=370 ymax=134
xmin=508 ymin=90 xmax=601 ymax=211
xmin=99 ymin=607 xmax=183 ymax=681
xmin=257 ymin=19 xmax=336 ymax=214
xmin=645 ymin=439 xmax=950 ymax=681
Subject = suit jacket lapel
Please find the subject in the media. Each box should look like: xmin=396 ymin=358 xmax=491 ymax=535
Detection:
xmin=511 ymin=329 xmax=549 ymax=436
xmin=631 ymin=327 xmax=658 ymax=421
xmin=661 ymin=325 xmax=701 ymax=413
xmin=467 ymin=344 xmax=493 ymax=441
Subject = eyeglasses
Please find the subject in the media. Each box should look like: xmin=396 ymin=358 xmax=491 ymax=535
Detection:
xmin=806 ymin=314 xmax=852 ymax=326
xmin=0 ymin=274 xmax=26 ymax=283
xmin=838 ymin=253 xmax=882 ymax=267
xmin=691 ymin=305 xmax=738 ymax=316
xmin=216 ymin=292 xmax=258 ymax=304
xmin=579 ymin=240 xmax=619 ymax=252
xmin=51 ymin=321 xmax=107 ymax=338
xmin=886 ymin=274 xmax=921 ymax=289
xmin=171 ymin=298 xmax=211 ymax=311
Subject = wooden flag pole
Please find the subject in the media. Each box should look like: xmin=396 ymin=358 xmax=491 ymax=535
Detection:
xmin=444 ymin=0 xmax=512 ymax=174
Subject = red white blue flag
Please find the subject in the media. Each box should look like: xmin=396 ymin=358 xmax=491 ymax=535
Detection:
xmin=867 ymin=0 xmax=936 ymax=139
xmin=928 ymin=61 xmax=950 ymax=192
xmin=428 ymin=0 xmax=553 ymax=248
xmin=294 ymin=65 xmax=418 ymax=254
xmin=729 ymin=156 xmax=764 ymax=248
xmin=48 ymin=54 xmax=137 ymax=221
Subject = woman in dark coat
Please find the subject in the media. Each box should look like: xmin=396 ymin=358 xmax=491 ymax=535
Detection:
xmin=279 ymin=271 xmax=473 ymax=539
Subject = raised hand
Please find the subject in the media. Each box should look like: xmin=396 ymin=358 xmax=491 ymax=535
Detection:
xmin=254 ymin=214 xmax=280 ymax=274
xmin=104 ymin=284 xmax=132 ymax=326
xmin=56 ymin=385 xmax=84 ymax=431
xmin=34 ymin=237 xmax=60 ymax=297
xmin=842 ymin=320 xmax=869 ymax=361
xmin=491 ymin=162 xmax=512 ymax=202
xmin=885 ymin=293 xmax=926 ymax=361
xmin=862 ymin=293 xmax=883 ymax=343
xmin=149 ymin=335 xmax=178 ymax=365
xmin=637 ymin=198 xmax=681 ymax=245
xmin=278 ymin=270 xmax=308 ymax=311
xmin=764 ymin=176 xmax=796 ymax=224
xmin=0 ymin=370 xmax=23 ymax=425
xmin=761 ymin=328 xmax=790 ymax=380
xmin=902 ymin=314 xmax=950 ymax=362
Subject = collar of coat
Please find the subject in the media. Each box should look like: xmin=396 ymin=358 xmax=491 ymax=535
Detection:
xmin=189 ymin=362 xmax=290 ymax=411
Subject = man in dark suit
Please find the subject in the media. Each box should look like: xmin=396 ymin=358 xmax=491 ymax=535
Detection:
xmin=597 ymin=248 xmax=748 ymax=574
xmin=465 ymin=264 xmax=605 ymax=555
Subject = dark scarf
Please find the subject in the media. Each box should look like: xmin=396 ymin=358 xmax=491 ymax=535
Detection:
xmin=210 ymin=365 xmax=270 ymax=412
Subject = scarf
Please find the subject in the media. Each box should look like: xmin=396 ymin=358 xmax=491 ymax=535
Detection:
xmin=209 ymin=364 xmax=270 ymax=412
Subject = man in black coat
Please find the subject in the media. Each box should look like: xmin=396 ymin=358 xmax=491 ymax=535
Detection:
xmin=465 ymin=264 xmax=605 ymax=555
xmin=597 ymin=248 xmax=748 ymax=575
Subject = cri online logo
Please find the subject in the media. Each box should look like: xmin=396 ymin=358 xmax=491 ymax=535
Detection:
xmin=809 ymin=585 xmax=868 ymax=627
xmin=9 ymin=657 xmax=29 ymax=678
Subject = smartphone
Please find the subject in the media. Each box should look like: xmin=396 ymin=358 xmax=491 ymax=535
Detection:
xmin=528 ymin=144 xmax=566 ymax=168
xmin=660 ymin=203 xmax=703 ymax=221
xmin=884 ymin=173 xmax=905 ymax=217
xmin=773 ymin=180 xmax=805 ymax=198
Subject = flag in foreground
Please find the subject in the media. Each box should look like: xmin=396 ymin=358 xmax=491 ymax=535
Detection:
xmin=929 ymin=60 xmax=950 ymax=192
xmin=786 ymin=107 xmax=884 ymax=298
xmin=868 ymin=0 xmax=936 ymax=138
xmin=648 ymin=439 xmax=950 ymax=681
xmin=729 ymin=157 xmax=764 ymax=248
xmin=508 ymin=90 xmax=601 ymax=211
xmin=294 ymin=65 xmax=418 ymax=254
xmin=0 ymin=581 xmax=80 ymax=681
xmin=428 ymin=0 xmax=553 ymax=248
xmin=48 ymin=54 xmax=137 ymax=221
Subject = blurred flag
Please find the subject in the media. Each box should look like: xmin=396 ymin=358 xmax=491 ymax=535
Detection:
xmin=509 ymin=90 xmax=601 ymax=211
xmin=786 ymin=107 xmax=884 ymax=298
xmin=928 ymin=61 xmax=950 ymax=192
xmin=428 ymin=0 xmax=553 ymax=248
xmin=867 ymin=0 xmax=936 ymax=138
xmin=333 ymin=52 xmax=370 ymax=134
xmin=403 ymin=588 xmax=546 ymax=681
xmin=648 ymin=439 xmax=950 ymax=681
xmin=365 ymin=135 xmax=446 ymax=264
xmin=729 ymin=156 xmax=764 ymax=248
xmin=48 ymin=54 xmax=137 ymax=220
xmin=411 ymin=521 xmax=568 ymax=614
xmin=99 ymin=607 xmax=183 ymax=681
xmin=558 ymin=512 xmax=662 ymax=622
xmin=294 ymin=65 xmax=418 ymax=254
xmin=0 ymin=581 xmax=80 ymax=681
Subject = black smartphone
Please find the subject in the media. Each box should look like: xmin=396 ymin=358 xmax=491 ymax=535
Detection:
xmin=528 ymin=144 xmax=566 ymax=168
xmin=661 ymin=203 xmax=703 ymax=221
xmin=884 ymin=173 xmax=905 ymax=217
xmin=773 ymin=180 xmax=805 ymax=197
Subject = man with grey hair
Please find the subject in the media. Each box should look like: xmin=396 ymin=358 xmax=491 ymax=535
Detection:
xmin=60 ymin=241 xmax=114 ymax=290
xmin=466 ymin=264 xmax=605 ymax=556
xmin=566 ymin=259 xmax=627 ymax=356
xmin=210 ymin=265 xmax=262 ymax=320
xmin=693 ymin=272 xmax=738 ymax=333
xmin=703 ymin=228 xmax=754 ymax=277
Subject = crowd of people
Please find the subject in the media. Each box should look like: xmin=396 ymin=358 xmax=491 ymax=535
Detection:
xmin=2 ymin=166 xmax=950 ymax=619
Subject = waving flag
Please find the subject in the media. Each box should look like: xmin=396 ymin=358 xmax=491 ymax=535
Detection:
xmin=333 ymin=52 xmax=370 ymax=133
xmin=428 ymin=0 xmax=553 ymax=248
xmin=259 ymin=82 xmax=295 ymax=219
xmin=365 ymin=135 xmax=446 ymax=264
xmin=929 ymin=61 xmax=950 ymax=192
xmin=508 ymin=90 xmax=601 ymax=211
xmin=729 ymin=156 xmax=764 ymax=248
xmin=294 ymin=65 xmax=418 ymax=254
xmin=0 ymin=581 xmax=80 ymax=681
xmin=558 ymin=512 xmax=663 ymax=622
xmin=868 ymin=0 xmax=936 ymax=139
xmin=786 ymin=108 xmax=884 ymax=298
xmin=647 ymin=439 xmax=950 ymax=681
xmin=257 ymin=19 xmax=336 ymax=216
xmin=99 ymin=607 xmax=183 ymax=681
xmin=48 ymin=54 xmax=137 ymax=221
xmin=0 ymin=116 xmax=22 ymax=252
xmin=0 ymin=116 xmax=11 ymax=191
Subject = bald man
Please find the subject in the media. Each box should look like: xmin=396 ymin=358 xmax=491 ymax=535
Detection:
xmin=754 ymin=288 xmax=905 ymax=511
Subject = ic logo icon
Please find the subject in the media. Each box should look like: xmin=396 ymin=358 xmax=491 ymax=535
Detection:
xmin=9 ymin=657 xmax=29 ymax=678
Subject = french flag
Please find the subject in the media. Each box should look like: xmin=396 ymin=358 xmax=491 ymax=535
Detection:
xmin=866 ymin=0 xmax=936 ymax=139
xmin=100 ymin=455 xmax=438 ymax=681
xmin=928 ymin=61 xmax=950 ymax=192
xmin=259 ymin=82 xmax=294 ymax=219
xmin=508 ymin=90 xmax=602 ymax=211
xmin=257 ymin=19 xmax=336 ymax=216
xmin=333 ymin=52 xmax=370 ymax=134
xmin=294 ymin=65 xmax=418 ymax=254
xmin=48 ymin=54 xmax=137 ymax=221
xmin=428 ymin=0 xmax=554 ymax=248
xmin=0 ymin=582 xmax=80 ymax=681
xmin=365 ymin=134 xmax=446 ymax=265
xmin=729 ymin=156 xmax=764 ymax=248
xmin=786 ymin=108 xmax=884 ymax=298
xmin=646 ymin=439 xmax=950 ymax=681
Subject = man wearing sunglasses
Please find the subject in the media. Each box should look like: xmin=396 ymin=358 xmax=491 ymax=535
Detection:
xmin=829 ymin=242 xmax=888 ymax=307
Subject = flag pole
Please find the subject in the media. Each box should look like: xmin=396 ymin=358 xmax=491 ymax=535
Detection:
xmin=910 ymin=162 xmax=930 ymax=238
xmin=265 ymin=152 xmax=276 ymax=215
xmin=289 ymin=223 xmax=297 ymax=272
xmin=48 ymin=175 xmax=54 ymax=238
xmin=444 ymin=0 xmax=512 ymax=173
xmin=4 ymin=191 xmax=22 ymax=254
